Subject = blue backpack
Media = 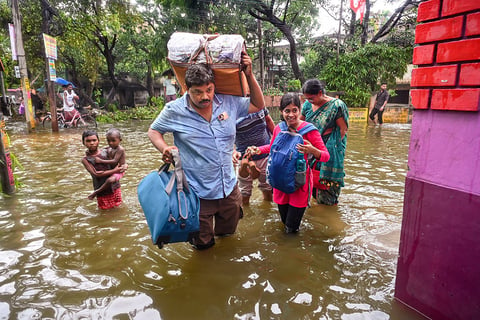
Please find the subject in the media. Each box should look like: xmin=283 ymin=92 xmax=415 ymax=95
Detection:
xmin=266 ymin=121 xmax=317 ymax=194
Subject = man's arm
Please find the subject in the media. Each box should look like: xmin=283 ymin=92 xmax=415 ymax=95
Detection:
xmin=265 ymin=114 xmax=275 ymax=134
xmin=241 ymin=51 xmax=265 ymax=113
xmin=380 ymin=93 xmax=389 ymax=111
xmin=147 ymin=128 xmax=178 ymax=163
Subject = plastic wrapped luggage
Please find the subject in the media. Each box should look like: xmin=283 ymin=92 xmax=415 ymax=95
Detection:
xmin=167 ymin=32 xmax=250 ymax=96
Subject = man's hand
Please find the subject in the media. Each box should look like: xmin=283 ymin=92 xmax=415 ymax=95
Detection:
xmin=232 ymin=150 xmax=242 ymax=166
xmin=162 ymin=146 xmax=178 ymax=164
xmin=241 ymin=50 xmax=253 ymax=77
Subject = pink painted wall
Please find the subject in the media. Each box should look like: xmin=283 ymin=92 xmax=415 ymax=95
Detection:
xmin=395 ymin=0 xmax=480 ymax=319
xmin=407 ymin=111 xmax=480 ymax=195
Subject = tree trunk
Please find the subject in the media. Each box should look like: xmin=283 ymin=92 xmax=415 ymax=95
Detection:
xmin=279 ymin=24 xmax=304 ymax=83
xmin=248 ymin=1 xmax=304 ymax=83
xmin=100 ymin=35 xmax=119 ymax=108
xmin=370 ymin=0 xmax=420 ymax=43
xmin=146 ymin=60 xmax=154 ymax=98
xmin=257 ymin=20 xmax=265 ymax=89
xmin=349 ymin=9 xmax=356 ymax=36
xmin=361 ymin=0 xmax=371 ymax=45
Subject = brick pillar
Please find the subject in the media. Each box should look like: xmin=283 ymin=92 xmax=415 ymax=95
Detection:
xmin=395 ymin=1 xmax=480 ymax=319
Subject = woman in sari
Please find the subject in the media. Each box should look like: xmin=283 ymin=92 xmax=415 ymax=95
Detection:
xmin=301 ymin=79 xmax=349 ymax=205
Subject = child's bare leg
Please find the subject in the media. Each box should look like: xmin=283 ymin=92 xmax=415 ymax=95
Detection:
xmin=262 ymin=190 xmax=273 ymax=202
xmin=88 ymin=176 xmax=116 ymax=200
xmin=88 ymin=189 xmax=99 ymax=200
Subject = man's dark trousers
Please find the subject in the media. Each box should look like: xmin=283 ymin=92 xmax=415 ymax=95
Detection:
xmin=369 ymin=107 xmax=384 ymax=124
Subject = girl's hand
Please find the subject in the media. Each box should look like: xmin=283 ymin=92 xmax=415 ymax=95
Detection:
xmin=298 ymin=140 xmax=321 ymax=159
xmin=297 ymin=140 xmax=314 ymax=155
xmin=246 ymin=146 xmax=260 ymax=156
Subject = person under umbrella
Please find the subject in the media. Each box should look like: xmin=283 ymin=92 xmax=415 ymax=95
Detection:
xmin=60 ymin=84 xmax=83 ymax=126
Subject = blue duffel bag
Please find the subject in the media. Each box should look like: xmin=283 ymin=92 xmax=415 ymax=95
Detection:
xmin=137 ymin=149 xmax=200 ymax=248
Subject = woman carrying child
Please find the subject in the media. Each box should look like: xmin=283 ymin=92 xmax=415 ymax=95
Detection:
xmin=247 ymin=93 xmax=330 ymax=233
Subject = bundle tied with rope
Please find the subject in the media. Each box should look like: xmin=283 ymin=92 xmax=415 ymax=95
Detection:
xmin=167 ymin=32 xmax=250 ymax=97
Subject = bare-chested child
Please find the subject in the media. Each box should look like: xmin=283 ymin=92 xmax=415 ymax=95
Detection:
xmin=88 ymin=128 xmax=127 ymax=200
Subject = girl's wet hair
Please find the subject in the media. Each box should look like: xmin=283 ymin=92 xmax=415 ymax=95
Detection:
xmin=82 ymin=130 xmax=98 ymax=143
xmin=106 ymin=128 xmax=121 ymax=140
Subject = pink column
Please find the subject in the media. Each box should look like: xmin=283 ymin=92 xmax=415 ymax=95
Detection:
xmin=395 ymin=1 xmax=480 ymax=319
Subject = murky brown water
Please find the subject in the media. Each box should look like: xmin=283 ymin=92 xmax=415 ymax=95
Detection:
xmin=1 ymin=120 xmax=425 ymax=319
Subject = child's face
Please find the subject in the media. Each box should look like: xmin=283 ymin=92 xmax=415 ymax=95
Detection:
xmin=107 ymin=136 xmax=121 ymax=149
xmin=83 ymin=135 xmax=99 ymax=152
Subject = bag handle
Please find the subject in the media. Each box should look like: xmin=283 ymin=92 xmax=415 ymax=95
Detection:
xmin=162 ymin=149 xmax=191 ymax=220
xmin=162 ymin=149 xmax=189 ymax=194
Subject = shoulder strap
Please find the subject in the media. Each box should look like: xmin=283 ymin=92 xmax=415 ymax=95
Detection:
xmin=279 ymin=121 xmax=288 ymax=131
xmin=297 ymin=122 xmax=317 ymax=136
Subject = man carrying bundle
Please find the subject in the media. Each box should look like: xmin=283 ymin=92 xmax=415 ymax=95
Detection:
xmin=148 ymin=50 xmax=265 ymax=250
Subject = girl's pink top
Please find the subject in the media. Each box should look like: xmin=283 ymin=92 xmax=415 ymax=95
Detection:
xmin=258 ymin=121 xmax=330 ymax=207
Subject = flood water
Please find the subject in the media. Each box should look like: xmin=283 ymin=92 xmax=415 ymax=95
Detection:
xmin=0 ymin=120 xmax=426 ymax=320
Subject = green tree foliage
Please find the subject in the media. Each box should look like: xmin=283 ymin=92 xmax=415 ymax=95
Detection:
xmin=2 ymin=0 xmax=417 ymax=111
xmin=1 ymin=0 xmax=45 ymax=89
xmin=300 ymin=37 xmax=338 ymax=81
xmin=300 ymin=1 xmax=417 ymax=107
xmin=320 ymin=43 xmax=411 ymax=107
xmin=246 ymin=0 xmax=322 ymax=82
xmin=62 ymin=0 xmax=144 ymax=105
xmin=0 ymin=1 xmax=14 ymax=87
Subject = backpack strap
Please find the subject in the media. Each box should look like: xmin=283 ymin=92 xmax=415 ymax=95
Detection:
xmin=279 ymin=121 xmax=317 ymax=135
xmin=297 ymin=122 xmax=317 ymax=136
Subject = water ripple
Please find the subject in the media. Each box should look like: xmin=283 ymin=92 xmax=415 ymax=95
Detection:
xmin=0 ymin=121 xmax=427 ymax=319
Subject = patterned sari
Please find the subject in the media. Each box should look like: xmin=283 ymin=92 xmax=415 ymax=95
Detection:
xmin=302 ymin=99 xmax=349 ymax=205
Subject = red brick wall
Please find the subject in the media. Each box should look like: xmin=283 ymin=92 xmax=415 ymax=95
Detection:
xmin=411 ymin=0 xmax=480 ymax=111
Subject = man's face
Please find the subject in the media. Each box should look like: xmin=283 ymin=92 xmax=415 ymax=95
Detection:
xmin=188 ymin=83 xmax=215 ymax=109
xmin=381 ymin=84 xmax=387 ymax=90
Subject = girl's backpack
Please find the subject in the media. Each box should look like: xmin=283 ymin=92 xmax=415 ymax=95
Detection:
xmin=266 ymin=121 xmax=317 ymax=194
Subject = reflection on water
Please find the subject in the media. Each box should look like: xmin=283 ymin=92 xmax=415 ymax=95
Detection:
xmin=0 ymin=121 xmax=425 ymax=319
